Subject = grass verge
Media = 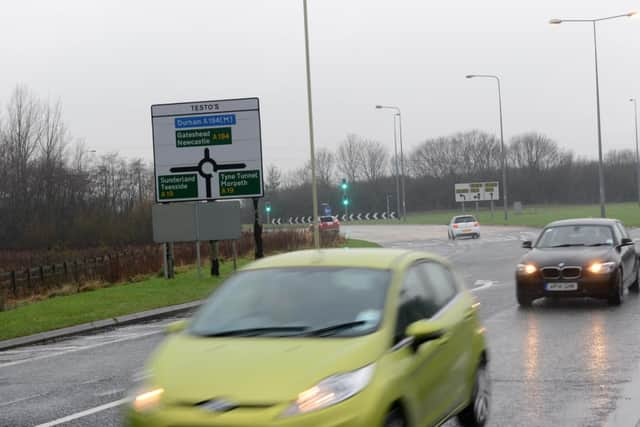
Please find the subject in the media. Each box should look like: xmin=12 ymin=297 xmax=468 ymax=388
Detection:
xmin=0 ymin=239 xmax=378 ymax=341
xmin=343 ymin=202 xmax=640 ymax=228
xmin=342 ymin=239 xmax=382 ymax=248
xmin=0 ymin=260 xmax=248 ymax=341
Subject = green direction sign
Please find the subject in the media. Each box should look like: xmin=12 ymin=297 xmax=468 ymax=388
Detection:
xmin=158 ymin=174 xmax=198 ymax=200
xmin=219 ymin=170 xmax=261 ymax=197
xmin=175 ymin=127 xmax=232 ymax=148
xmin=484 ymin=182 xmax=498 ymax=191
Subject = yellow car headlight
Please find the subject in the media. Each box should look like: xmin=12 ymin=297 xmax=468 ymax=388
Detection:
xmin=281 ymin=364 xmax=375 ymax=417
xmin=132 ymin=387 xmax=164 ymax=412
xmin=588 ymin=261 xmax=616 ymax=274
xmin=517 ymin=264 xmax=537 ymax=275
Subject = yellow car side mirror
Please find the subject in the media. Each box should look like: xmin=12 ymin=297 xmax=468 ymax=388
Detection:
xmin=405 ymin=319 xmax=446 ymax=351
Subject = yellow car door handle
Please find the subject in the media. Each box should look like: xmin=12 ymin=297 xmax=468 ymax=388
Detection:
xmin=464 ymin=310 xmax=474 ymax=320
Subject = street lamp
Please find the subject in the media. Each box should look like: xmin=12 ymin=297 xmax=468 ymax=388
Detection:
xmin=465 ymin=74 xmax=508 ymax=221
xmin=376 ymin=105 xmax=407 ymax=221
xmin=549 ymin=11 xmax=637 ymax=218
xmin=631 ymin=97 xmax=640 ymax=206
xmin=302 ymin=0 xmax=320 ymax=248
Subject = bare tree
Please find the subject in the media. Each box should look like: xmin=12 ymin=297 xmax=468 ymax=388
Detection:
xmin=336 ymin=134 xmax=364 ymax=183
xmin=360 ymin=139 xmax=388 ymax=183
xmin=265 ymin=164 xmax=283 ymax=193
xmin=509 ymin=132 xmax=568 ymax=171
xmin=314 ymin=148 xmax=334 ymax=186
xmin=3 ymin=86 xmax=43 ymax=219
xmin=282 ymin=167 xmax=310 ymax=189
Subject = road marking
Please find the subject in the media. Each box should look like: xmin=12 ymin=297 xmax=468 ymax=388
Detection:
xmin=0 ymin=393 xmax=46 ymax=408
xmin=471 ymin=280 xmax=495 ymax=292
xmin=0 ymin=330 xmax=162 ymax=370
xmin=34 ymin=398 xmax=129 ymax=427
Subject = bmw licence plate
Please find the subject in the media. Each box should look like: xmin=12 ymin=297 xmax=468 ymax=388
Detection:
xmin=545 ymin=282 xmax=578 ymax=291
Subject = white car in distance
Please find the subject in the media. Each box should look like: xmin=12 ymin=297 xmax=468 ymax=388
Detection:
xmin=448 ymin=215 xmax=480 ymax=240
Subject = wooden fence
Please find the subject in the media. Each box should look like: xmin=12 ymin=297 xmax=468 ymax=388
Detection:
xmin=0 ymin=248 xmax=163 ymax=306
xmin=0 ymin=229 xmax=335 ymax=310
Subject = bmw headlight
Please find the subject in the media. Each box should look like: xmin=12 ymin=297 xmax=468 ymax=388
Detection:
xmin=517 ymin=263 xmax=537 ymax=275
xmin=281 ymin=364 xmax=375 ymax=417
xmin=588 ymin=261 xmax=616 ymax=274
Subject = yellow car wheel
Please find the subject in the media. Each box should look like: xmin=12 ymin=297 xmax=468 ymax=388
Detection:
xmin=458 ymin=362 xmax=490 ymax=427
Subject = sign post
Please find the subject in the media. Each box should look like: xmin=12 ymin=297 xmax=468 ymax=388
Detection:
xmin=151 ymin=98 xmax=263 ymax=275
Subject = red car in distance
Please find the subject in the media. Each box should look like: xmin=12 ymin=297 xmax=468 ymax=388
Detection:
xmin=318 ymin=215 xmax=340 ymax=233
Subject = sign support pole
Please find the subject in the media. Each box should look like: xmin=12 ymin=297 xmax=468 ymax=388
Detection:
xmin=232 ymin=240 xmax=238 ymax=271
xmin=168 ymin=242 xmax=175 ymax=279
xmin=253 ymin=198 xmax=264 ymax=259
xmin=196 ymin=241 xmax=201 ymax=279
xmin=162 ymin=243 xmax=168 ymax=279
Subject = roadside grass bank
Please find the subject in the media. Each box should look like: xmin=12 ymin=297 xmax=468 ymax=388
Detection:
xmin=337 ymin=202 xmax=640 ymax=228
xmin=405 ymin=202 xmax=640 ymax=227
xmin=0 ymin=238 xmax=375 ymax=341
xmin=342 ymin=239 xmax=381 ymax=248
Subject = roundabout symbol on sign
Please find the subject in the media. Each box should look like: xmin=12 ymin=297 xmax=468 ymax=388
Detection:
xmin=170 ymin=147 xmax=246 ymax=198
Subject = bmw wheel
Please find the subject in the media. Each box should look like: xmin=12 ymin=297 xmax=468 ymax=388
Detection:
xmin=458 ymin=362 xmax=490 ymax=427
xmin=607 ymin=269 xmax=624 ymax=306
xmin=629 ymin=263 xmax=640 ymax=293
xmin=516 ymin=286 xmax=533 ymax=308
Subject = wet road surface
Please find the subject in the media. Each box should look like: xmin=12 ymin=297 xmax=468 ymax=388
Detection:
xmin=1 ymin=224 xmax=640 ymax=426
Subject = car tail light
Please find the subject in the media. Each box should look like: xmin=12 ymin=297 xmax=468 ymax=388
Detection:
xmin=453 ymin=224 xmax=459 ymax=229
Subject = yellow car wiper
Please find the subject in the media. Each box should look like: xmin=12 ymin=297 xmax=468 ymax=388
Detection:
xmin=201 ymin=326 xmax=309 ymax=337
xmin=305 ymin=321 xmax=369 ymax=337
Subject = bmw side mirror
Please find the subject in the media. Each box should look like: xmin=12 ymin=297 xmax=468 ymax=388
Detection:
xmin=522 ymin=241 xmax=532 ymax=249
xmin=620 ymin=237 xmax=633 ymax=247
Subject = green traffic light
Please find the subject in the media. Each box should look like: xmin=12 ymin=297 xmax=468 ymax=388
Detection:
xmin=340 ymin=179 xmax=348 ymax=190
xmin=342 ymin=199 xmax=349 ymax=206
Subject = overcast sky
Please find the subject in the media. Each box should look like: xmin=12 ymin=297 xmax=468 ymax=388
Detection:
xmin=2 ymin=0 xmax=640 ymax=172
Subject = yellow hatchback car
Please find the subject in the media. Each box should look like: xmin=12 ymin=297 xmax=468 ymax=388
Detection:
xmin=125 ymin=248 xmax=489 ymax=427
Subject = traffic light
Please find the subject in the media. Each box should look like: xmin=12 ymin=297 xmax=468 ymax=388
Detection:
xmin=342 ymin=196 xmax=349 ymax=206
xmin=265 ymin=201 xmax=272 ymax=213
xmin=340 ymin=179 xmax=348 ymax=191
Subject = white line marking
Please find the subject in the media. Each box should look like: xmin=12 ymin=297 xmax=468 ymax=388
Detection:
xmin=0 ymin=330 xmax=162 ymax=370
xmin=471 ymin=280 xmax=495 ymax=292
xmin=0 ymin=393 xmax=46 ymax=408
xmin=34 ymin=398 xmax=128 ymax=427
xmin=0 ymin=346 xmax=82 ymax=353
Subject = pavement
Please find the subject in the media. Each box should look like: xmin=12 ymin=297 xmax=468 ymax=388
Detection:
xmin=2 ymin=224 xmax=640 ymax=426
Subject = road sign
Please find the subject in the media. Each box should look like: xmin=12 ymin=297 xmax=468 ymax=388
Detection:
xmin=151 ymin=98 xmax=263 ymax=203
xmin=455 ymin=182 xmax=499 ymax=202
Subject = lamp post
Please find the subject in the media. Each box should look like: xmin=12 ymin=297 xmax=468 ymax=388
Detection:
xmin=376 ymin=105 xmax=406 ymax=221
xmin=631 ymin=97 xmax=640 ymax=206
xmin=465 ymin=74 xmax=508 ymax=221
xmin=549 ymin=11 xmax=637 ymax=218
xmin=303 ymin=0 xmax=320 ymax=248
